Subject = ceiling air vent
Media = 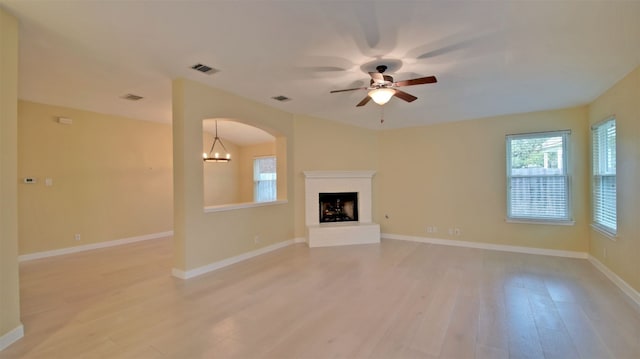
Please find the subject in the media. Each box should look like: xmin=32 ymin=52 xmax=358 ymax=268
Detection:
xmin=121 ymin=93 xmax=144 ymax=101
xmin=272 ymin=95 xmax=291 ymax=102
xmin=191 ymin=63 xmax=219 ymax=75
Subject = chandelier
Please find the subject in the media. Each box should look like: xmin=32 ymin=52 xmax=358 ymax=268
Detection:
xmin=203 ymin=120 xmax=231 ymax=162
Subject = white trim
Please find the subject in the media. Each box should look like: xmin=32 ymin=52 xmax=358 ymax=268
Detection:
xmin=18 ymin=231 xmax=173 ymax=262
xmin=590 ymin=115 xmax=616 ymax=130
xmin=588 ymin=255 xmax=640 ymax=312
xmin=0 ymin=324 xmax=24 ymax=351
xmin=381 ymin=233 xmax=587 ymax=259
xmin=590 ymin=223 xmax=617 ymax=241
xmin=293 ymin=237 xmax=307 ymax=244
xmin=506 ymin=218 xmax=575 ymax=226
xmin=204 ymin=200 xmax=287 ymax=213
xmin=172 ymin=239 xmax=296 ymax=280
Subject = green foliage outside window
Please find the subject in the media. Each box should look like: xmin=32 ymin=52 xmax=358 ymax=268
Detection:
xmin=510 ymin=136 xmax=562 ymax=170
xmin=510 ymin=138 xmax=546 ymax=169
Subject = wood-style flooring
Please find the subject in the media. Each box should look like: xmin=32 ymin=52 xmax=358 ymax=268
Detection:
xmin=2 ymin=237 xmax=639 ymax=358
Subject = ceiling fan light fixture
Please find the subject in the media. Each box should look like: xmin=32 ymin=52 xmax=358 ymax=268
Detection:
xmin=331 ymin=64 xmax=436 ymax=107
xmin=368 ymin=88 xmax=396 ymax=105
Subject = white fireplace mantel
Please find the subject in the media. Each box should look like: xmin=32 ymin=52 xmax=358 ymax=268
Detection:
xmin=303 ymin=170 xmax=380 ymax=247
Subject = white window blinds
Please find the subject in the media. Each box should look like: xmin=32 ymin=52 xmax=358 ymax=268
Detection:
xmin=254 ymin=156 xmax=277 ymax=202
xmin=506 ymin=131 xmax=571 ymax=222
xmin=592 ymin=118 xmax=616 ymax=234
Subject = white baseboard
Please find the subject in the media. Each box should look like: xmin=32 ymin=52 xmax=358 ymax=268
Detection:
xmin=18 ymin=231 xmax=174 ymax=262
xmin=381 ymin=233 xmax=588 ymax=259
xmin=293 ymin=237 xmax=307 ymax=244
xmin=0 ymin=324 xmax=24 ymax=351
xmin=172 ymin=239 xmax=297 ymax=280
xmin=588 ymin=255 xmax=640 ymax=312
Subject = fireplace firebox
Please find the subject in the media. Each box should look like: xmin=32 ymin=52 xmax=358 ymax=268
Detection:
xmin=319 ymin=192 xmax=358 ymax=223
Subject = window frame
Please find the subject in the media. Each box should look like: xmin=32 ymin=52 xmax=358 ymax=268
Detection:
xmin=591 ymin=117 xmax=617 ymax=238
xmin=506 ymin=130 xmax=573 ymax=225
xmin=253 ymin=155 xmax=277 ymax=203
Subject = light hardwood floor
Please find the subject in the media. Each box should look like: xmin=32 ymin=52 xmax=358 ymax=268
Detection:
xmin=2 ymin=237 xmax=639 ymax=359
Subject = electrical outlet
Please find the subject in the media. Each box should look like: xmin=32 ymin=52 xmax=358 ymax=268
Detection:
xmin=448 ymin=228 xmax=453 ymax=235
xmin=254 ymin=235 xmax=260 ymax=244
xmin=74 ymin=233 xmax=81 ymax=241
xmin=433 ymin=226 xmax=437 ymax=233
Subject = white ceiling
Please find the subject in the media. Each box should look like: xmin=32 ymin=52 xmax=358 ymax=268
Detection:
xmin=2 ymin=0 xmax=639 ymax=131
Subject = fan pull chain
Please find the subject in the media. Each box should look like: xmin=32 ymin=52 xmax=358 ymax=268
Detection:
xmin=380 ymin=106 xmax=385 ymax=124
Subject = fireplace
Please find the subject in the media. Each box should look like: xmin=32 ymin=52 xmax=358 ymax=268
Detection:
xmin=304 ymin=171 xmax=380 ymax=247
xmin=319 ymin=192 xmax=358 ymax=223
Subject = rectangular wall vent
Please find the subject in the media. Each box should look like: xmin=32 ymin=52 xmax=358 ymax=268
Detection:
xmin=191 ymin=63 xmax=219 ymax=75
xmin=121 ymin=94 xmax=144 ymax=101
xmin=272 ymin=95 xmax=291 ymax=102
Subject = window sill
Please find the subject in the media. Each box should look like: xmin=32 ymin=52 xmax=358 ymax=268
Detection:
xmin=204 ymin=200 xmax=288 ymax=213
xmin=591 ymin=223 xmax=617 ymax=241
xmin=506 ymin=218 xmax=575 ymax=226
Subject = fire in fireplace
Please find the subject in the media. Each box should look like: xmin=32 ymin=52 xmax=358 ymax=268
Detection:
xmin=319 ymin=192 xmax=358 ymax=223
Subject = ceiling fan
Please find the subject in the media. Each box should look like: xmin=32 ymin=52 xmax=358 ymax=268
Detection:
xmin=330 ymin=65 xmax=437 ymax=107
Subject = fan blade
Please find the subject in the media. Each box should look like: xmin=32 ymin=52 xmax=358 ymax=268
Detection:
xmin=356 ymin=96 xmax=371 ymax=107
xmin=393 ymin=90 xmax=417 ymax=102
xmin=330 ymin=87 xmax=367 ymax=93
xmin=394 ymin=76 xmax=437 ymax=87
xmin=369 ymin=72 xmax=385 ymax=84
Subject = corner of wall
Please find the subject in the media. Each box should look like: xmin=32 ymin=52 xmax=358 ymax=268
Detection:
xmin=0 ymin=6 xmax=23 ymax=349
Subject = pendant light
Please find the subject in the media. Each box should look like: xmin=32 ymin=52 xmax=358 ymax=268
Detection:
xmin=203 ymin=120 xmax=231 ymax=162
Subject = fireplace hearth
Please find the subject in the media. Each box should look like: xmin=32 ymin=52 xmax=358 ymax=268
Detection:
xmin=319 ymin=192 xmax=358 ymax=223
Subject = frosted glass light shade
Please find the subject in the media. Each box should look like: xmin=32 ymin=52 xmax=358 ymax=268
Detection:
xmin=368 ymin=88 xmax=396 ymax=105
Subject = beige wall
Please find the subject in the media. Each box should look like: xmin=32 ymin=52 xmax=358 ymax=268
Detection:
xmin=0 ymin=6 xmax=21 ymax=345
xmin=238 ymin=142 xmax=276 ymax=202
xmin=275 ymin=136 xmax=288 ymax=201
xmin=172 ymin=79 xmax=294 ymax=271
xmin=292 ymin=114 xmax=379 ymax=237
xmin=588 ymin=66 xmax=640 ymax=292
xmin=377 ymin=107 xmax=590 ymax=252
xmin=18 ymin=101 xmax=173 ymax=254
xmin=202 ymin=130 xmax=241 ymax=206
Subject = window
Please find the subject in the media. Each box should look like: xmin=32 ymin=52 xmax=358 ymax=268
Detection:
xmin=254 ymin=156 xmax=277 ymax=202
xmin=506 ymin=131 xmax=571 ymax=223
xmin=592 ymin=118 xmax=616 ymax=235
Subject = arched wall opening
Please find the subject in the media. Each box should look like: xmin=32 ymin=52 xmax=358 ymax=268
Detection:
xmin=202 ymin=118 xmax=287 ymax=209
